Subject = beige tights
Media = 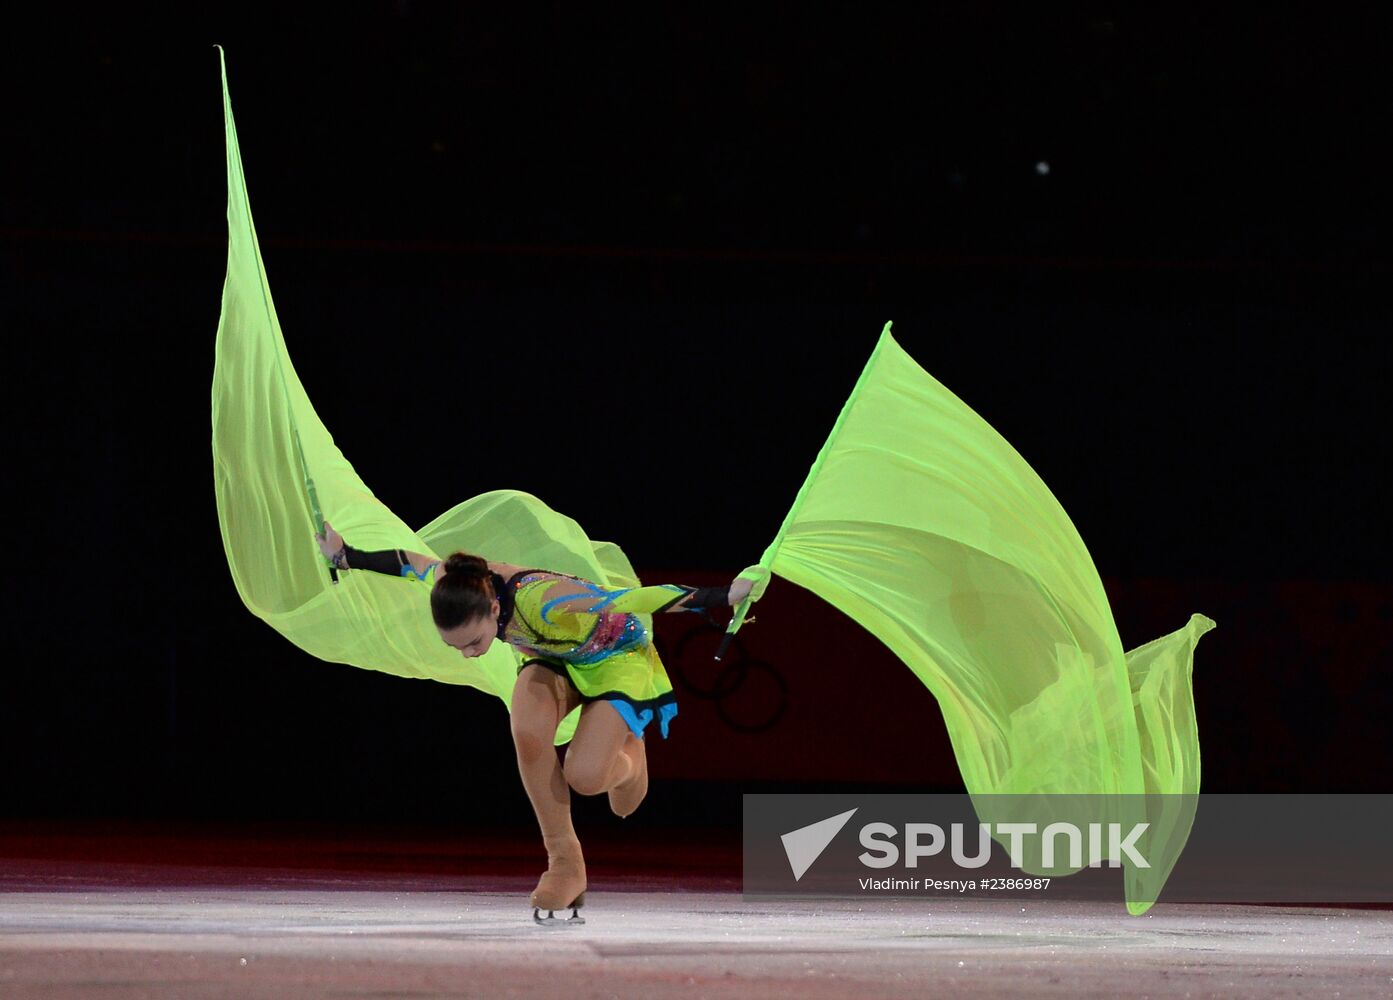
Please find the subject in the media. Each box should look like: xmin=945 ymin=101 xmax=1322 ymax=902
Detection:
xmin=510 ymin=664 xmax=646 ymax=908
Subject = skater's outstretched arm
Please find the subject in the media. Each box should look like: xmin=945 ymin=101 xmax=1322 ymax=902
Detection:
xmin=314 ymin=522 xmax=522 ymax=582
xmin=315 ymin=523 xmax=758 ymax=611
xmin=314 ymin=522 xmax=437 ymax=579
xmin=534 ymin=577 xmax=753 ymax=618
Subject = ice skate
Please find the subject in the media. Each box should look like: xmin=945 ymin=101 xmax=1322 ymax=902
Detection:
xmin=531 ymin=833 xmax=587 ymax=926
xmin=533 ymin=901 xmax=585 ymax=926
xmin=608 ymin=734 xmax=648 ymax=819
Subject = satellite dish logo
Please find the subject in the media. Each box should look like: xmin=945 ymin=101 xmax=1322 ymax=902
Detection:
xmin=781 ymin=808 xmax=858 ymax=881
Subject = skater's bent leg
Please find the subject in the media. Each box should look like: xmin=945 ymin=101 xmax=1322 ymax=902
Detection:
xmin=511 ymin=664 xmax=583 ymax=838
xmin=564 ymin=700 xmax=637 ymax=796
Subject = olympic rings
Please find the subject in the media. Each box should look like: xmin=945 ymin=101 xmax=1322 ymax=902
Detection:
xmin=657 ymin=621 xmax=789 ymax=734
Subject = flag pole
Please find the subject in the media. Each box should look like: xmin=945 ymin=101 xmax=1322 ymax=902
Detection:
xmin=715 ymin=321 xmax=895 ymax=659
xmin=219 ymin=45 xmax=337 ymax=583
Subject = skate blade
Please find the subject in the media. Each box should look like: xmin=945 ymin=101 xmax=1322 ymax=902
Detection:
xmin=533 ymin=906 xmax=586 ymax=927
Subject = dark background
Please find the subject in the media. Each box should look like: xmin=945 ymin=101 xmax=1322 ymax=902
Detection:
xmin=2 ymin=6 xmax=1389 ymax=829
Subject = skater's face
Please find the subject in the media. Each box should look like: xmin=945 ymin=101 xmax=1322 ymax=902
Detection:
xmin=438 ymin=601 xmax=501 ymax=658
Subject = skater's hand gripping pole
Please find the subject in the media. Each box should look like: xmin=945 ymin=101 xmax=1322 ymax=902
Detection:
xmin=301 ymin=435 xmax=337 ymax=586
xmin=715 ymin=565 xmax=769 ymax=661
xmin=714 ymin=598 xmax=751 ymax=661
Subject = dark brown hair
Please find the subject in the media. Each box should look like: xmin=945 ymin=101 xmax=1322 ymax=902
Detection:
xmin=431 ymin=553 xmax=495 ymax=629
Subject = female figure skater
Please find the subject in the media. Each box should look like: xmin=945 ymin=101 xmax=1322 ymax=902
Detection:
xmin=315 ymin=523 xmax=754 ymax=925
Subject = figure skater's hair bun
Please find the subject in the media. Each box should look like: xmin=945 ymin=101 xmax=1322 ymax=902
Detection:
xmin=444 ymin=552 xmax=489 ymax=579
xmin=432 ymin=552 xmax=495 ymax=630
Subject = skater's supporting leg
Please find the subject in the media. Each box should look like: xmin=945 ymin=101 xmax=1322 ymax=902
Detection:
xmin=511 ymin=664 xmax=587 ymax=912
xmin=511 ymin=664 xmax=581 ymax=833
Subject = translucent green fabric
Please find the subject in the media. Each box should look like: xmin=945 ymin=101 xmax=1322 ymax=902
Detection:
xmin=211 ymin=49 xmax=642 ymax=745
xmin=212 ymin=46 xmax=1210 ymax=909
xmin=749 ymin=324 xmax=1214 ymax=913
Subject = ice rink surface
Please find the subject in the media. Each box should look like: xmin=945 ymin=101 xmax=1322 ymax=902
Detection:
xmin=1 ymin=824 xmax=1389 ymax=999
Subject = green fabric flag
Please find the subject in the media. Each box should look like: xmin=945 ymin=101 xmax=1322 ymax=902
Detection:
xmin=212 ymin=46 xmax=1209 ymax=911
xmin=210 ymin=48 xmax=648 ymax=746
xmin=741 ymin=323 xmax=1214 ymax=914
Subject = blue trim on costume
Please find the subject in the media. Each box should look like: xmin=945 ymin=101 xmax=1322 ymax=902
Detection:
xmin=400 ymin=561 xmax=436 ymax=582
xmin=606 ymin=697 xmax=678 ymax=741
xmin=581 ymin=587 xmax=632 ymax=612
xmin=657 ymin=701 xmax=678 ymax=739
xmin=542 ymin=588 xmax=590 ymax=621
xmin=541 ymin=581 xmax=632 ymax=621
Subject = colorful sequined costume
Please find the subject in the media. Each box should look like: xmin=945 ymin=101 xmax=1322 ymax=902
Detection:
xmin=405 ymin=564 xmax=693 ymax=740
xmin=500 ymin=570 xmax=685 ymax=740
